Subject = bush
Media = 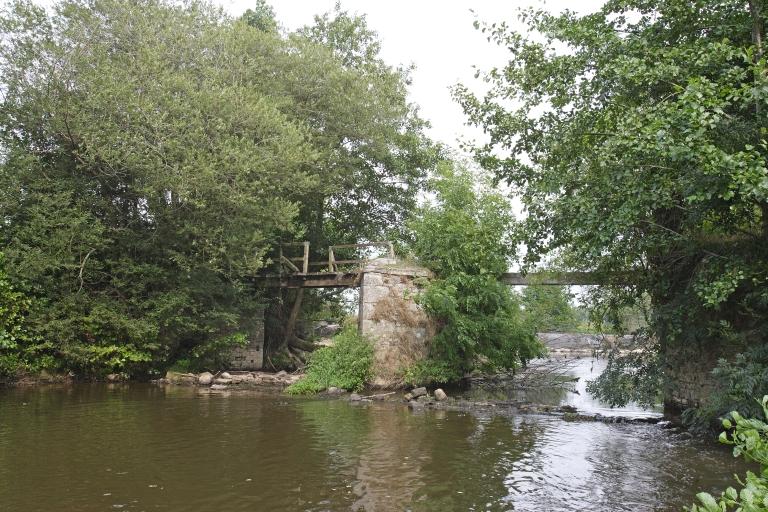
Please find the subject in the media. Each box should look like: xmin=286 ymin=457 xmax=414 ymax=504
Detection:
xmin=687 ymin=395 xmax=768 ymax=511
xmin=404 ymin=163 xmax=543 ymax=382
xmin=685 ymin=344 xmax=768 ymax=433
xmin=0 ymin=252 xmax=51 ymax=378
xmin=285 ymin=326 xmax=375 ymax=394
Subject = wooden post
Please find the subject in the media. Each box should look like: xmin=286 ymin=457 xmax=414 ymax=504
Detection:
xmin=279 ymin=246 xmax=283 ymax=274
xmin=388 ymin=242 xmax=394 ymax=259
xmin=328 ymin=246 xmax=335 ymax=273
xmin=302 ymin=242 xmax=309 ymax=274
xmin=283 ymin=287 xmax=304 ymax=350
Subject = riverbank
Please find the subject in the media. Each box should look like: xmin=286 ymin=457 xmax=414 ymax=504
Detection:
xmin=0 ymin=371 xmax=72 ymax=387
xmin=152 ymin=368 xmax=667 ymax=427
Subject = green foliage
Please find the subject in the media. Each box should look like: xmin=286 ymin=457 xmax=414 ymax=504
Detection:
xmin=240 ymin=0 xmax=277 ymax=32
xmin=0 ymin=0 xmax=437 ymax=377
xmin=401 ymin=358 xmax=463 ymax=386
xmin=0 ymin=253 xmax=50 ymax=377
xmin=0 ymin=253 xmax=29 ymax=352
xmin=285 ymin=326 xmax=375 ymax=394
xmin=519 ymin=286 xmax=578 ymax=332
xmin=687 ymin=344 xmax=768 ymax=432
xmin=405 ymin=164 xmax=543 ymax=381
xmin=288 ymin=2 xmax=442 ymax=260
xmin=687 ymin=396 xmax=768 ymax=512
xmin=454 ymin=0 xmax=768 ymax=410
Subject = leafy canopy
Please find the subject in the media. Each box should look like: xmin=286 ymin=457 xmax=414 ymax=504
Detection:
xmin=454 ymin=0 xmax=768 ymax=412
xmin=0 ymin=0 xmax=437 ymax=376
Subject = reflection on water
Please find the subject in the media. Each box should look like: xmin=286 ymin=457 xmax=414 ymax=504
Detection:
xmin=0 ymin=384 xmax=753 ymax=511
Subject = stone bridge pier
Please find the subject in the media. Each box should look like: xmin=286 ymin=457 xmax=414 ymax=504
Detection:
xmin=357 ymin=259 xmax=433 ymax=388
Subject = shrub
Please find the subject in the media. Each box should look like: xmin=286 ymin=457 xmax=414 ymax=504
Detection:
xmin=285 ymin=325 xmax=375 ymax=394
xmin=688 ymin=395 xmax=768 ymax=511
xmin=404 ymin=163 xmax=543 ymax=382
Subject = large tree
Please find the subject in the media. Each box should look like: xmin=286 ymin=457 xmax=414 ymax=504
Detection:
xmin=454 ymin=0 xmax=768 ymax=419
xmin=285 ymin=4 xmax=441 ymax=256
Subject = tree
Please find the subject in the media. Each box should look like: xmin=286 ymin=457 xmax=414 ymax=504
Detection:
xmin=0 ymin=0 xmax=317 ymax=376
xmin=241 ymin=0 xmax=277 ymax=32
xmin=405 ymin=163 xmax=543 ymax=383
xmin=287 ymin=3 xmax=442 ymax=256
xmin=519 ymin=286 xmax=578 ymax=333
xmin=454 ymin=0 xmax=768 ymax=414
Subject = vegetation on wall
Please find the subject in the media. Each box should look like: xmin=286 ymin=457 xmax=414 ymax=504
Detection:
xmin=454 ymin=0 xmax=768 ymax=420
xmin=403 ymin=164 xmax=543 ymax=384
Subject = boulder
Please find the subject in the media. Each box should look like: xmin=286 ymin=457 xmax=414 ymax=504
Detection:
xmin=434 ymin=389 xmax=447 ymax=401
xmin=213 ymin=378 xmax=232 ymax=385
xmin=316 ymin=323 xmax=342 ymax=337
xmin=220 ymin=372 xmax=231 ymax=379
xmin=411 ymin=387 xmax=427 ymax=398
xmin=198 ymin=372 xmax=213 ymax=386
xmin=275 ymin=370 xmax=288 ymax=378
xmin=328 ymin=387 xmax=340 ymax=394
xmin=106 ymin=374 xmax=120 ymax=382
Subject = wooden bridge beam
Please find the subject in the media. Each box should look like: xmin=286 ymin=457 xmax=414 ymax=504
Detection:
xmin=253 ymin=271 xmax=604 ymax=288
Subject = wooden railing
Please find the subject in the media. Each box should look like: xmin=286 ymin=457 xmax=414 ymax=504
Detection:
xmin=277 ymin=241 xmax=394 ymax=275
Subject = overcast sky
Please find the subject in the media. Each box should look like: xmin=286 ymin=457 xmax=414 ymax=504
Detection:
xmin=222 ymin=0 xmax=606 ymax=150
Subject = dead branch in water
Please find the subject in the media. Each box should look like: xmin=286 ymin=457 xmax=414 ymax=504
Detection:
xmin=471 ymin=357 xmax=583 ymax=389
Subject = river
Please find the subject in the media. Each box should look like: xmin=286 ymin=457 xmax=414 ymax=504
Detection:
xmin=0 ymin=361 xmax=755 ymax=511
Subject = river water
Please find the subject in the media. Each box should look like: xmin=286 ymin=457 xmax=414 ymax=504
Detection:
xmin=0 ymin=363 xmax=755 ymax=512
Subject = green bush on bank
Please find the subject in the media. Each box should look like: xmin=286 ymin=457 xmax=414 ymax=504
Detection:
xmin=0 ymin=253 xmax=52 ymax=377
xmin=285 ymin=326 xmax=375 ymax=394
xmin=688 ymin=396 xmax=768 ymax=512
xmin=403 ymin=163 xmax=544 ymax=384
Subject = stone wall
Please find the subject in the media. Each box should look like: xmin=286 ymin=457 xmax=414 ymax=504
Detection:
xmin=665 ymin=345 xmax=721 ymax=410
xmin=229 ymin=310 xmax=265 ymax=371
xmin=358 ymin=259 xmax=433 ymax=388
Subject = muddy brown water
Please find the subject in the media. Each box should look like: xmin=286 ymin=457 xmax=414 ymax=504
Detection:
xmin=0 ymin=364 xmax=755 ymax=512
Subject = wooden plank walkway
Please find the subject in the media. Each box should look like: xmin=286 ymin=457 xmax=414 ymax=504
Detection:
xmin=255 ymin=241 xmax=604 ymax=288
xmin=252 ymin=271 xmax=599 ymax=289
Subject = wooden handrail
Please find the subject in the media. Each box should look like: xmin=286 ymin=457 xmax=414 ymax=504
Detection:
xmin=278 ymin=241 xmax=394 ymax=274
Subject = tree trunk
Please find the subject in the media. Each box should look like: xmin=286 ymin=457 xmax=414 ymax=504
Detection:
xmin=280 ymin=287 xmax=304 ymax=351
xmin=288 ymin=335 xmax=318 ymax=353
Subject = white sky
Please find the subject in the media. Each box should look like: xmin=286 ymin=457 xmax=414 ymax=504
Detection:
xmin=222 ymin=0 xmax=605 ymax=150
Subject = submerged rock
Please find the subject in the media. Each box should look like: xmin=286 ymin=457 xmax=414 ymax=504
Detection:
xmin=210 ymin=384 xmax=228 ymax=390
xmin=349 ymin=394 xmax=362 ymax=401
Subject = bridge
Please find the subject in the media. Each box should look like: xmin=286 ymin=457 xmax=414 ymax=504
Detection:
xmin=252 ymin=241 xmax=599 ymax=288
